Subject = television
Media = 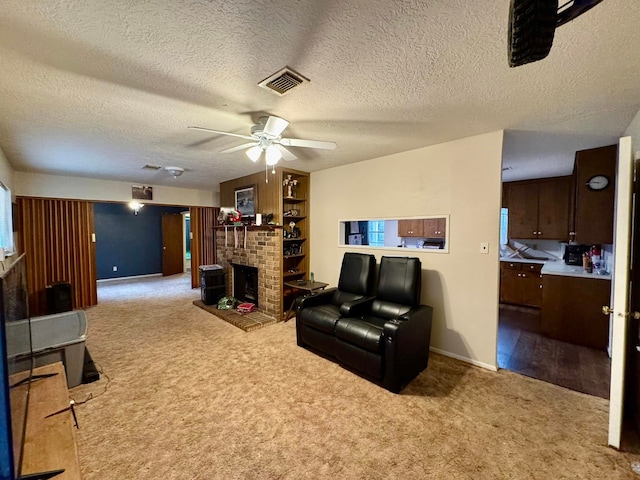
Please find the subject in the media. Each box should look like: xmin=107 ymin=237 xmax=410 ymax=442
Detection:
xmin=0 ymin=254 xmax=62 ymax=480
xmin=0 ymin=254 xmax=31 ymax=480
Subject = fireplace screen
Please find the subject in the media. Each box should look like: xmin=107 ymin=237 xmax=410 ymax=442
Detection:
xmin=233 ymin=264 xmax=258 ymax=307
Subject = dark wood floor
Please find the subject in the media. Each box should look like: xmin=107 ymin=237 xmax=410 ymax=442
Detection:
xmin=498 ymin=305 xmax=611 ymax=399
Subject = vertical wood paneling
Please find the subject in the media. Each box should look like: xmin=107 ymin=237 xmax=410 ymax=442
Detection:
xmin=17 ymin=198 xmax=97 ymax=317
xmin=190 ymin=207 xmax=218 ymax=288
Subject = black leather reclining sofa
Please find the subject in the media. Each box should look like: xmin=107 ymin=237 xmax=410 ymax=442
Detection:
xmin=296 ymin=253 xmax=433 ymax=393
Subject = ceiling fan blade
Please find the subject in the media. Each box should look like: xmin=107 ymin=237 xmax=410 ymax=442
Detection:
xmin=187 ymin=126 xmax=254 ymax=141
xmin=278 ymin=145 xmax=297 ymax=161
xmin=263 ymin=116 xmax=290 ymax=137
xmin=279 ymin=138 xmax=337 ymax=150
xmin=219 ymin=142 xmax=258 ymax=154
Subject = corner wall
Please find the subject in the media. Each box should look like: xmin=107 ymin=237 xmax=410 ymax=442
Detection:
xmin=0 ymin=148 xmax=14 ymax=192
xmin=625 ymin=107 xmax=640 ymax=151
xmin=14 ymin=172 xmax=218 ymax=207
xmin=309 ymin=131 xmax=504 ymax=369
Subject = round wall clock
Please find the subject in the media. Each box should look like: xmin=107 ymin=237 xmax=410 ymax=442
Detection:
xmin=586 ymin=175 xmax=609 ymax=191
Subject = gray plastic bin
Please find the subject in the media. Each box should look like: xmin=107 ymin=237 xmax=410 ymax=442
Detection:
xmin=6 ymin=310 xmax=88 ymax=388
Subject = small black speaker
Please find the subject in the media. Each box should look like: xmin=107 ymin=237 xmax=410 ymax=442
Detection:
xmin=46 ymin=282 xmax=73 ymax=314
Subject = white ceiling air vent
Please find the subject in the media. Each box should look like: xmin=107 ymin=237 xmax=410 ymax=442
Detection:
xmin=142 ymin=164 xmax=162 ymax=170
xmin=258 ymin=67 xmax=309 ymax=96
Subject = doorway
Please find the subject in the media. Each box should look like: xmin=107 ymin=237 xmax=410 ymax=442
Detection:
xmin=94 ymin=203 xmax=190 ymax=281
xmin=497 ymin=141 xmax=616 ymax=399
xmin=184 ymin=212 xmax=191 ymax=273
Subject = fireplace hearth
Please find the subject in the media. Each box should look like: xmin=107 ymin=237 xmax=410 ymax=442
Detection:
xmin=216 ymin=227 xmax=281 ymax=319
xmin=233 ymin=264 xmax=259 ymax=307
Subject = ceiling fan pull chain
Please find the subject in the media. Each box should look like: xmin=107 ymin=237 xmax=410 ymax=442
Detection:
xmin=265 ymin=162 xmax=269 ymax=183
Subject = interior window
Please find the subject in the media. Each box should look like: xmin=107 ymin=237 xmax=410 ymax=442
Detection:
xmin=339 ymin=216 xmax=448 ymax=252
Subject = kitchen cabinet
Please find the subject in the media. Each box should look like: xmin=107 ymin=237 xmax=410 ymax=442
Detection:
xmin=422 ymin=217 xmax=446 ymax=238
xmin=500 ymin=262 xmax=543 ymax=307
xmin=398 ymin=218 xmax=446 ymax=238
xmin=397 ymin=219 xmax=423 ymax=237
xmin=573 ymin=145 xmax=617 ymax=245
xmin=541 ymin=274 xmax=610 ymax=350
xmin=504 ymin=176 xmax=572 ymax=240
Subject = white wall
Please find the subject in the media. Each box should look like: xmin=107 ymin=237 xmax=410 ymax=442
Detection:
xmin=310 ymin=131 xmax=504 ymax=370
xmin=14 ymin=172 xmax=218 ymax=207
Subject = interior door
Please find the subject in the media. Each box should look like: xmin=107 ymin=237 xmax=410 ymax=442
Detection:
xmin=608 ymin=136 xmax=634 ymax=448
xmin=162 ymin=213 xmax=184 ymax=276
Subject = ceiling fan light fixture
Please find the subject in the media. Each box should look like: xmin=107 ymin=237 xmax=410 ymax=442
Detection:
xmin=165 ymin=166 xmax=185 ymax=178
xmin=265 ymin=145 xmax=282 ymax=166
xmin=246 ymin=146 xmax=262 ymax=162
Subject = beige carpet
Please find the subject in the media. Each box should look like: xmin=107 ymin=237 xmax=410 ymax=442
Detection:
xmin=192 ymin=299 xmax=278 ymax=332
xmin=70 ymin=274 xmax=640 ymax=479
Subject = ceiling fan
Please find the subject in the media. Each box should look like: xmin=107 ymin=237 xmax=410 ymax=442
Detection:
xmin=187 ymin=115 xmax=337 ymax=166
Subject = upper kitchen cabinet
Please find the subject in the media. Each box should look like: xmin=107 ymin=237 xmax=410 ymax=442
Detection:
xmin=573 ymin=145 xmax=617 ymax=245
xmin=504 ymin=176 xmax=572 ymax=240
xmin=421 ymin=217 xmax=446 ymax=238
xmin=397 ymin=219 xmax=424 ymax=237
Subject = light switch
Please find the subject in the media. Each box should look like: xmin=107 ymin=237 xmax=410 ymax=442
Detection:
xmin=480 ymin=242 xmax=489 ymax=254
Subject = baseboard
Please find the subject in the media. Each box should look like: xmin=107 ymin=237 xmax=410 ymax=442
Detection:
xmin=429 ymin=347 xmax=498 ymax=372
xmin=97 ymin=273 xmax=163 ymax=283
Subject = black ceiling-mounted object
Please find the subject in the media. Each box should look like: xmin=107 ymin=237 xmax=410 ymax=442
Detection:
xmin=508 ymin=0 xmax=605 ymax=67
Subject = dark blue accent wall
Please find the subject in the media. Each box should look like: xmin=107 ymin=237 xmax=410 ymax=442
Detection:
xmin=94 ymin=203 xmax=188 ymax=280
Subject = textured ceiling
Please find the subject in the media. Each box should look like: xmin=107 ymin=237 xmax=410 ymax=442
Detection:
xmin=0 ymin=1 xmax=639 ymax=190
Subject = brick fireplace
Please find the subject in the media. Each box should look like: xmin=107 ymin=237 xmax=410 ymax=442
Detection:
xmin=215 ymin=226 xmax=282 ymax=319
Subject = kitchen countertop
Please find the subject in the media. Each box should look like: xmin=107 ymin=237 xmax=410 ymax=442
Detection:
xmin=499 ymin=257 xmax=547 ymax=265
xmin=540 ymin=261 xmax=611 ymax=281
xmin=500 ymin=258 xmax=612 ymax=280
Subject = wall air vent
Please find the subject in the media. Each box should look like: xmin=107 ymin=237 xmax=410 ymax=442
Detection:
xmin=142 ymin=164 xmax=162 ymax=170
xmin=258 ymin=67 xmax=309 ymax=96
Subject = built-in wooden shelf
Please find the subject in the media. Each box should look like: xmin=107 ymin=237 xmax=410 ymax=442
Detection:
xmin=283 ymin=216 xmax=306 ymax=221
xmin=284 ymin=254 xmax=305 ymax=259
xmin=283 ymin=197 xmax=306 ymax=203
xmin=283 ymin=237 xmax=306 ymax=242
xmin=284 ymin=271 xmax=305 ymax=278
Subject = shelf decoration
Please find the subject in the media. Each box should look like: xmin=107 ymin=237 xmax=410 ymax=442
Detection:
xmin=283 ymin=174 xmax=298 ymax=198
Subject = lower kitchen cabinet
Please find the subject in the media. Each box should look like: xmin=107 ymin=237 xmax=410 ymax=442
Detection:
xmin=541 ymin=275 xmax=611 ymax=350
xmin=500 ymin=262 xmax=543 ymax=307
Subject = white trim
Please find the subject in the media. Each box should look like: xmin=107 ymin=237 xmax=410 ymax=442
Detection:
xmin=608 ymin=136 xmax=634 ymax=449
xmin=97 ymin=273 xmax=163 ymax=283
xmin=430 ymin=346 xmax=498 ymax=372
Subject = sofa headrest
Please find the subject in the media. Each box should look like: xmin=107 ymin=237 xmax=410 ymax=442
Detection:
xmin=337 ymin=252 xmax=376 ymax=296
xmin=376 ymin=256 xmax=421 ymax=306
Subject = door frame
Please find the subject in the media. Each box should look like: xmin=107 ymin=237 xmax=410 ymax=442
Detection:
xmin=608 ymin=136 xmax=634 ymax=448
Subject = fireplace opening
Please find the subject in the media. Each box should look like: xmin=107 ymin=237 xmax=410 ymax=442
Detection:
xmin=232 ymin=264 xmax=259 ymax=307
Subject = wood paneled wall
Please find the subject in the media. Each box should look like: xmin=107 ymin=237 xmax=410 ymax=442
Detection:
xmin=219 ymin=167 xmax=308 ymax=224
xmin=17 ymin=197 xmax=97 ymax=316
xmin=219 ymin=170 xmax=280 ymax=221
xmin=190 ymin=207 xmax=218 ymax=288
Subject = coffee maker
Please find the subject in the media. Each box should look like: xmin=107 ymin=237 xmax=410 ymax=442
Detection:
xmin=563 ymin=244 xmax=590 ymax=265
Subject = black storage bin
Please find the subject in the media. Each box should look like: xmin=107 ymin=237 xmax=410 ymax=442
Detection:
xmin=199 ymin=265 xmax=225 ymax=305
xmin=46 ymin=282 xmax=73 ymax=314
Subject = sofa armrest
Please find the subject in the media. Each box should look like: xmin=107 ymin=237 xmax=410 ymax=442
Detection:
xmin=297 ymin=287 xmax=337 ymax=309
xmin=382 ymin=305 xmax=434 ymax=393
xmin=339 ymin=296 xmax=375 ymax=317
